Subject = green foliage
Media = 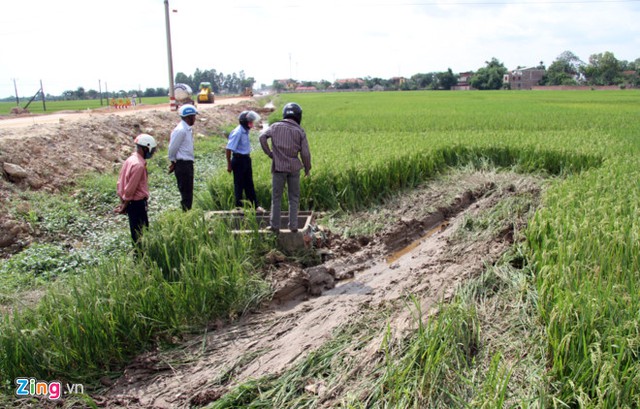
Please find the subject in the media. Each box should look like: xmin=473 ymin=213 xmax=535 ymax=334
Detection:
xmin=370 ymin=298 xmax=480 ymax=407
xmin=469 ymin=58 xmax=508 ymax=90
xmin=2 ymin=90 xmax=640 ymax=406
xmin=175 ymin=68 xmax=255 ymax=95
xmin=201 ymin=92 xmax=604 ymax=213
xmin=0 ymin=243 xmax=95 ymax=291
xmin=526 ymin=161 xmax=640 ymax=406
xmin=540 ymin=50 xmax=584 ymax=86
xmin=75 ymin=172 xmax=121 ymax=213
xmin=582 ymin=51 xmax=624 ymax=86
xmin=207 ymin=90 xmax=639 ymax=407
xmin=0 ymin=210 xmax=271 ymax=384
xmin=437 ymin=68 xmax=458 ymax=90
xmin=17 ymin=190 xmax=96 ymax=236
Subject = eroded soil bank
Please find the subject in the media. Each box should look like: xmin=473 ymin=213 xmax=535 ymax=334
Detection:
xmin=92 ymin=170 xmax=542 ymax=408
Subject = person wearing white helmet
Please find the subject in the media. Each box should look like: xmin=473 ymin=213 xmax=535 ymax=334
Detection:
xmin=115 ymin=134 xmax=157 ymax=249
xmin=226 ymin=110 xmax=264 ymax=211
xmin=168 ymin=104 xmax=198 ymax=211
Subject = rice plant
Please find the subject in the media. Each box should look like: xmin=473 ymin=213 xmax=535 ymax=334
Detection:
xmin=2 ymin=90 xmax=640 ymax=407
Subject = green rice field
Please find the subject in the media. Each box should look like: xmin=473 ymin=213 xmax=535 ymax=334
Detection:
xmin=202 ymin=90 xmax=640 ymax=406
xmin=0 ymin=96 xmax=168 ymax=115
xmin=1 ymin=90 xmax=639 ymax=407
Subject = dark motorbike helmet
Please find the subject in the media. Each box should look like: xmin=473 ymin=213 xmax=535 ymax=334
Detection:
xmin=239 ymin=110 xmax=261 ymax=129
xmin=282 ymin=102 xmax=302 ymax=125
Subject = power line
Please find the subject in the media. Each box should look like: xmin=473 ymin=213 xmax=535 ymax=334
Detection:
xmin=391 ymin=0 xmax=640 ymax=4
xmin=231 ymin=0 xmax=640 ymax=7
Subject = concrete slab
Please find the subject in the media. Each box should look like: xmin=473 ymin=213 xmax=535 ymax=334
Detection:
xmin=205 ymin=210 xmax=315 ymax=253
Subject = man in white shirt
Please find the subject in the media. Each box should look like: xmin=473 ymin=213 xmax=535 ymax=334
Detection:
xmin=168 ymin=104 xmax=198 ymax=211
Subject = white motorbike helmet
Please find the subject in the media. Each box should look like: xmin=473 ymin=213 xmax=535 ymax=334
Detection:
xmin=135 ymin=134 xmax=157 ymax=159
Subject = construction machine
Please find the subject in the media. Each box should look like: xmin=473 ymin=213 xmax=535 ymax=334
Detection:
xmin=197 ymin=82 xmax=215 ymax=104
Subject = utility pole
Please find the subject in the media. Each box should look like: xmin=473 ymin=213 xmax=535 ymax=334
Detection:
xmin=164 ymin=0 xmax=176 ymax=111
xmin=40 ymin=80 xmax=46 ymax=111
xmin=12 ymin=78 xmax=19 ymax=106
xmin=99 ymin=79 xmax=103 ymax=106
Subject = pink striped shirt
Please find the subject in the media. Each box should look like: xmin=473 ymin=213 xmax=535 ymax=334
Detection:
xmin=259 ymin=119 xmax=312 ymax=174
xmin=117 ymin=151 xmax=149 ymax=201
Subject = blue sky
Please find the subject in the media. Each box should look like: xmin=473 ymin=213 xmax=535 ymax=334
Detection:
xmin=1 ymin=0 xmax=639 ymax=98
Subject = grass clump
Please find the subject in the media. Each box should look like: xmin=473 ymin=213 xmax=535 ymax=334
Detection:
xmin=0 ymin=210 xmax=271 ymax=386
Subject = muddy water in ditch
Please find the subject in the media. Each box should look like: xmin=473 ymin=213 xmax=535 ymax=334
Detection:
xmin=385 ymin=221 xmax=450 ymax=264
xmin=101 ymin=172 xmax=542 ymax=409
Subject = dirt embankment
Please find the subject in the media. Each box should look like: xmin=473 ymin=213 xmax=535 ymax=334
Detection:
xmin=0 ymin=99 xmax=261 ymax=256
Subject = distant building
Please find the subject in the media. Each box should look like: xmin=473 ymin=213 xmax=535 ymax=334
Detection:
xmin=275 ymin=79 xmax=298 ymax=90
xmin=335 ymin=78 xmax=365 ymax=88
xmin=622 ymin=70 xmax=639 ymax=87
xmin=389 ymin=77 xmax=406 ymax=87
xmin=295 ymin=86 xmax=317 ymax=92
xmin=504 ymin=67 xmax=545 ymax=90
xmin=452 ymin=72 xmax=473 ymax=90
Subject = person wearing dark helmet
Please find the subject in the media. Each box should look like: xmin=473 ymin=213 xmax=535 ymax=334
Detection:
xmin=226 ymin=110 xmax=264 ymax=211
xmin=168 ymin=104 xmax=198 ymax=211
xmin=115 ymin=134 xmax=157 ymax=248
xmin=259 ymin=102 xmax=311 ymax=233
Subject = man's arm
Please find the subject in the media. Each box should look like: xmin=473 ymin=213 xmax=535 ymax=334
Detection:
xmin=299 ymin=132 xmax=312 ymax=176
xmin=167 ymin=128 xmax=184 ymax=162
xmin=226 ymin=149 xmax=233 ymax=172
xmin=259 ymin=130 xmax=272 ymax=157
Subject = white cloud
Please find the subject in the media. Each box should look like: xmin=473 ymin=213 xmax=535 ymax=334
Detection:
xmin=1 ymin=0 xmax=639 ymax=98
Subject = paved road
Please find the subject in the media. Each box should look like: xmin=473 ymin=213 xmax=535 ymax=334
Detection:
xmin=0 ymin=96 xmax=250 ymax=130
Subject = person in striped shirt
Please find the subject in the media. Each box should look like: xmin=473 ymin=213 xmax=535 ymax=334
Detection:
xmin=259 ymin=102 xmax=312 ymax=233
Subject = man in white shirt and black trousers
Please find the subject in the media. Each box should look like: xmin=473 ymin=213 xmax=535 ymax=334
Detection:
xmin=168 ymin=104 xmax=198 ymax=211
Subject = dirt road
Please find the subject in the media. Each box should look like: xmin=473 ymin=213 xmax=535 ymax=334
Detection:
xmin=0 ymin=96 xmax=250 ymax=133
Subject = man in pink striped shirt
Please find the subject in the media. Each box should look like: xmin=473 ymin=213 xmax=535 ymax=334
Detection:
xmin=259 ymin=102 xmax=311 ymax=233
xmin=116 ymin=134 xmax=157 ymax=248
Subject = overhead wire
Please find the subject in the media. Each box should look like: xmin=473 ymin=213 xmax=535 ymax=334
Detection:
xmin=230 ymin=0 xmax=640 ymax=7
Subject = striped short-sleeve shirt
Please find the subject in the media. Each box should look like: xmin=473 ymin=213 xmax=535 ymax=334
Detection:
xmin=259 ymin=119 xmax=311 ymax=174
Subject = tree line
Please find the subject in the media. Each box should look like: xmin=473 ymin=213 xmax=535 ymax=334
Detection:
xmin=281 ymin=50 xmax=640 ymax=91
xmin=174 ymin=69 xmax=255 ymax=95
xmin=0 ymin=68 xmax=256 ymax=102
xmin=3 ymin=50 xmax=638 ymax=102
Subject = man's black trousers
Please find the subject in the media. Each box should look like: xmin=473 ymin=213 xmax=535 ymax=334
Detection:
xmin=174 ymin=160 xmax=194 ymax=211
xmin=126 ymin=199 xmax=148 ymax=246
xmin=231 ymin=154 xmax=257 ymax=208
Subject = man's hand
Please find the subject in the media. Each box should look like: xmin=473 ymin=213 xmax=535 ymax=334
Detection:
xmin=114 ymin=202 xmax=128 ymax=215
xmin=227 ymin=162 xmax=232 ymax=173
xmin=168 ymin=162 xmax=176 ymax=174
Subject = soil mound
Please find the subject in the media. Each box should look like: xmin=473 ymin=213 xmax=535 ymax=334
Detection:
xmin=0 ymin=102 xmax=262 ymax=256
